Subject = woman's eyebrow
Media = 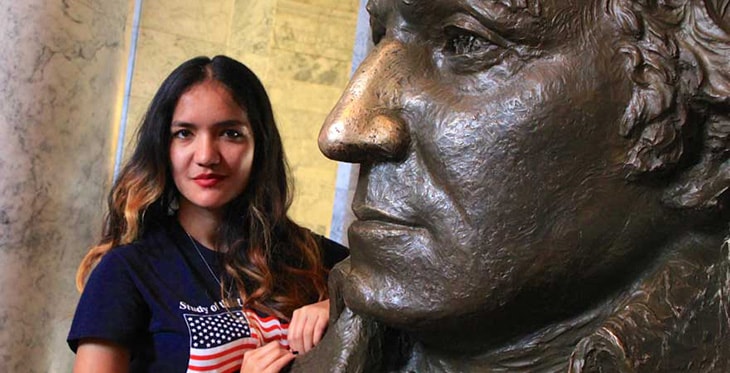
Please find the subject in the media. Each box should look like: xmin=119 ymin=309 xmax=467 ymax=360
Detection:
xmin=213 ymin=119 xmax=248 ymax=127
xmin=170 ymin=121 xmax=194 ymax=128
xmin=170 ymin=119 xmax=247 ymax=128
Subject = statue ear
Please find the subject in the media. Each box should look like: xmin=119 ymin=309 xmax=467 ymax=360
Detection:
xmin=662 ymin=134 xmax=730 ymax=210
xmin=661 ymin=0 xmax=730 ymax=210
xmin=705 ymin=0 xmax=730 ymax=34
xmin=611 ymin=1 xmax=688 ymax=176
xmin=685 ymin=0 xmax=730 ymax=105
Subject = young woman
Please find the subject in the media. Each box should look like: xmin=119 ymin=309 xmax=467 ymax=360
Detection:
xmin=68 ymin=55 xmax=348 ymax=373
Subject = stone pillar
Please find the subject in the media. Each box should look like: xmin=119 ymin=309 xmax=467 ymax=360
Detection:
xmin=0 ymin=1 xmax=131 ymax=371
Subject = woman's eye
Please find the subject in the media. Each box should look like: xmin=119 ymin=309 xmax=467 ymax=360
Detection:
xmin=172 ymin=129 xmax=192 ymax=139
xmin=222 ymin=129 xmax=244 ymax=139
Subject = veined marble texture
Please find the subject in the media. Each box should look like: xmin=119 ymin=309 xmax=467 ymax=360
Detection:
xmin=141 ymin=0 xmax=234 ymax=45
xmin=0 ymin=0 xmax=131 ymax=372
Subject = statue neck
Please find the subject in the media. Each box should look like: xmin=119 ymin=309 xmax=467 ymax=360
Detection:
xmin=396 ymin=301 xmax=608 ymax=372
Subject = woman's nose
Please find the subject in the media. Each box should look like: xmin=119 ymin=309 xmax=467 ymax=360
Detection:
xmin=194 ymin=136 xmax=220 ymax=166
xmin=318 ymin=40 xmax=410 ymax=163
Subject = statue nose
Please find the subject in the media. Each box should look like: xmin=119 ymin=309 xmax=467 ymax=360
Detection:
xmin=319 ymin=111 xmax=409 ymax=163
xmin=318 ymin=40 xmax=410 ymax=163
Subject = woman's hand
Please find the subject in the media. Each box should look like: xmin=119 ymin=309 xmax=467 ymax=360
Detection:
xmin=240 ymin=341 xmax=295 ymax=373
xmin=287 ymin=299 xmax=330 ymax=354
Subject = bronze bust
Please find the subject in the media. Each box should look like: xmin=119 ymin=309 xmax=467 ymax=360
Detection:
xmin=294 ymin=0 xmax=730 ymax=371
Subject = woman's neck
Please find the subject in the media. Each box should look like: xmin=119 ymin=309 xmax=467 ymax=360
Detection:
xmin=177 ymin=200 xmax=222 ymax=250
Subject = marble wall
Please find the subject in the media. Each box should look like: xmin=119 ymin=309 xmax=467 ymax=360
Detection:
xmin=0 ymin=1 xmax=133 ymax=372
xmin=125 ymin=0 xmax=360 ymax=236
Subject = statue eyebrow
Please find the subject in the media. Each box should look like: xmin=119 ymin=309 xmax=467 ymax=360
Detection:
xmin=397 ymin=0 xmax=540 ymax=13
xmin=488 ymin=0 xmax=541 ymax=17
xmin=467 ymin=0 xmax=543 ymax=23
xmin=369 ymin=0 xmax=548 ymax=41
xmin=444 ymin=0 xmax=548 ymax=41
xmin=400 ymin=0 xmax=544 ymax=26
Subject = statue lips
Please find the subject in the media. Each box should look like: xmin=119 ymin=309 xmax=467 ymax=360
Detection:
xmin=352 ymin=204 xmax=418 ymax=227
xmin=348 ymin=205 xmax=430 ymax=271
xmin=350 ymin=219 xmax=423 ymax=238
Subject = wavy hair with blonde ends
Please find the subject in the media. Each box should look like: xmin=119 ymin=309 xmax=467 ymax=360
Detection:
xmin=75 ymin=55 xmax=329 ymax=320
xmin=75 ymin=162 xmax=166 ymax=291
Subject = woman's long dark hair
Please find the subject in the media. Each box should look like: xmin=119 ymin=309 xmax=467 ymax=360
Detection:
xmin=76 ymin=55 xmax=328 ymax=319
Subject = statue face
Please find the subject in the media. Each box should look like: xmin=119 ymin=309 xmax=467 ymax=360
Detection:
xmin=321 ymin=0 xmax=669 ymax=342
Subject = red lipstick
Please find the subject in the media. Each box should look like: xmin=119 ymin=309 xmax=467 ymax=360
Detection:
xmin=193 ymin=174 xmax=224 ymax=187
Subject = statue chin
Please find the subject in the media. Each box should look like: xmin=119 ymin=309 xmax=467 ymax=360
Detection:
xmin=337 ymin=262 xmax=481 ymax=334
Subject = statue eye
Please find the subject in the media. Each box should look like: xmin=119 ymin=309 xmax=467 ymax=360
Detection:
xmin=444 ymin=27 xmax=499 ymax=57
xmin=440 ymin=24 xmax=512 ymax=73
xmin=446 ymin=32 xmax=496 ymax=56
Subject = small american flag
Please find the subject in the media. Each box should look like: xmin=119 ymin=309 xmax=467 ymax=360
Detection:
xmin=184 ymin=309 xmax=289 ymax=373
xmin=244 ymin=310 xmax=289 ymax=348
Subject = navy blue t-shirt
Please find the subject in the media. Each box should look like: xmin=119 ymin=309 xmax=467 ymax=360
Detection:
xmin=68 ymin=217 xmax=348 ymax=372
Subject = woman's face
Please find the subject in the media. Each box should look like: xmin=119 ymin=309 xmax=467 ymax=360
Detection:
xmin=169 ymin=79 xmax=255 ymax=215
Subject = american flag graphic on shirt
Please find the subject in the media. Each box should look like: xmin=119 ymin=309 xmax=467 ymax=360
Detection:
xmin=184 ymin=309 xmax=289 ymax=373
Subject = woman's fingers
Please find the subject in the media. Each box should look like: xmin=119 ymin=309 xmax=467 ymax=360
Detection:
xmin=300 ymin=310 xmax=326 ymax=352
xmin=311 ymin=312 xmax=328 ymax=346
xmin=301 ymin=312 xmax=315 ymax=352
xmin=288 ymin=299 xmax=330 ymax=354
xmin=240 ymin=342 xmax=295 ymax=373
xmin=288 ymin=308 xmax=304 ymax=353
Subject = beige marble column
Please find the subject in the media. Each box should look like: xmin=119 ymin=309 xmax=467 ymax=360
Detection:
xmin=0 ymin=1 xmax=132 ymax=372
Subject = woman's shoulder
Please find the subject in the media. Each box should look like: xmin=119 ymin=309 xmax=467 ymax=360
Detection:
xmin=95 ymin=241 xmax=158 ymax=275
xmin=89 ymin=218 xmax=191 ymax=290
xmin=101 ymin=218 xmax=182 ymax=265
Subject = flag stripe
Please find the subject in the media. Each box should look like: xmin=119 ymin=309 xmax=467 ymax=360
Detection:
xmin=189 ymin=340 xmax=258 ymax=361
xmin=188 ymin=354 xmax=246 ymax=371
xmin=258 ymin=323 xmax=285 ymax=333
xmin=222 ymin=365 xmax=241 ymax=373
